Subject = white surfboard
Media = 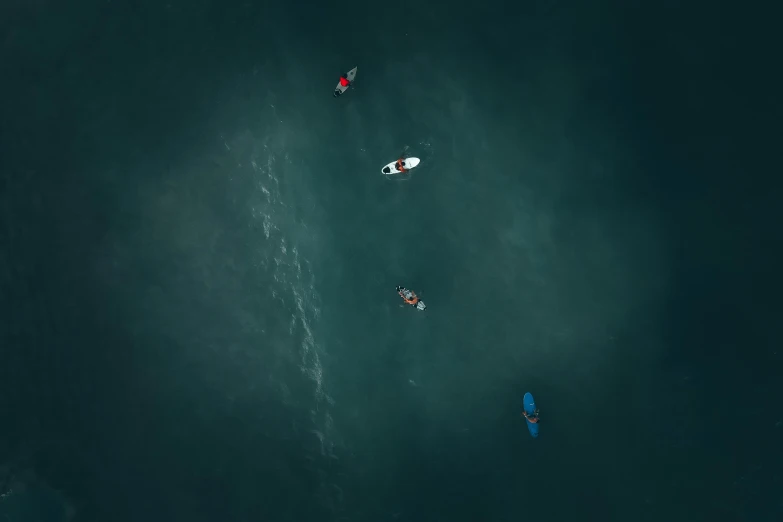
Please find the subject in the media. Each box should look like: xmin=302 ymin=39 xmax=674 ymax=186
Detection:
xmin=382 ymin=157 xmax=420 ymax=175
xmin=334 ymin=67 xmax=357 ymax=97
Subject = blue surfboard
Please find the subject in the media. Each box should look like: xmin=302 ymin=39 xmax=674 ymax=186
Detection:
xmin=523 ymin=392 xmax=539 ymax=438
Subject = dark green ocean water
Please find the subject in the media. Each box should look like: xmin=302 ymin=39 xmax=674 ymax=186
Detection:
xmin=2 ymin=1 xmax=781 ymax=521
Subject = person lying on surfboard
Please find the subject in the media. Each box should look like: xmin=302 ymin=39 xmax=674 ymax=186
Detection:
xmin=522 ymin=408 xmax=540 ymax=423
xmin=396 ymin=286 xmax=418 ymax=306
xmin=338 ymin=73 xmax=352 ymax=88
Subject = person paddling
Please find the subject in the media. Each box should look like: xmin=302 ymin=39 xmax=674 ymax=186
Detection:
xmin=522 ymin=408 xmax=540 ymax=423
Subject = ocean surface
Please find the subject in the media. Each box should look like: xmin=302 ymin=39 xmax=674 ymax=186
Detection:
xmin=1 ymin=1 xmax=781 ymax=521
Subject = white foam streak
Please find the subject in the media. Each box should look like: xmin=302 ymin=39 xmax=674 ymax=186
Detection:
xmin=225 ymin=121 xmax=334 ymax=445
